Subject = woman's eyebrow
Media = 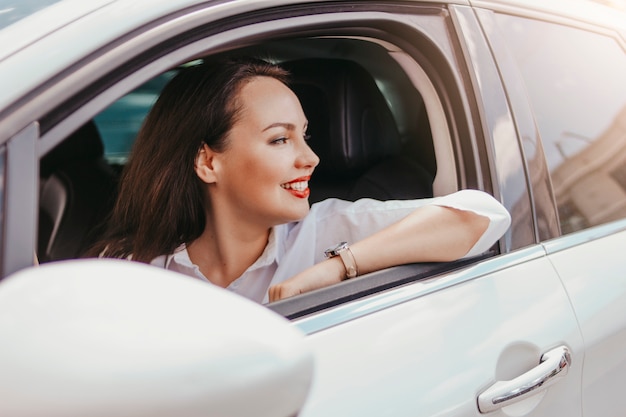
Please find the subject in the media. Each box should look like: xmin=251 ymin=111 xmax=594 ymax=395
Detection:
xmin=262 ymin=122 xmax=296 ymax=132
xmin=262 ymin=121 xmax=309 ymax=132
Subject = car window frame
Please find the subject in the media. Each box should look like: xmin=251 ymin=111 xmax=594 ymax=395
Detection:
xmin=24 ymin=2 xmax=503 ymax=316
xmin=449 ymin=4 xmax=536 ymax=252
xmin=473 ymin=7 xmax=559 ymax=243
xmin=2 ymin=122 xmax=38 ymax=278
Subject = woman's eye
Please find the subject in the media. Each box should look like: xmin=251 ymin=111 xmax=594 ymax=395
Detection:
xmin=304 ymin=133 xmax=312 ymax=141
xmin=271 ymin=137 xmax=288 ymax=145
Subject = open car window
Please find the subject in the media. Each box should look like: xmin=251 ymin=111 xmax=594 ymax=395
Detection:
xmin=35 ymin=3 xmax=500 ymax=318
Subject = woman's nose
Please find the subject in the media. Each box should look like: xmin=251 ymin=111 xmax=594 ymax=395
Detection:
xmin=297 ymin=140 xmax=320 ymax=169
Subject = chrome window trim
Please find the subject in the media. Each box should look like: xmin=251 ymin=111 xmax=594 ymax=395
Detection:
xmin=293 ymin=245 xmax=545 ymax=335
xmin=542 ymin=218 xmax=626 ymax=255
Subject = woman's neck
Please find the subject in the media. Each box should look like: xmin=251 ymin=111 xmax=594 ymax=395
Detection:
xmin=186 ymin=214 xmax=271 ymax=288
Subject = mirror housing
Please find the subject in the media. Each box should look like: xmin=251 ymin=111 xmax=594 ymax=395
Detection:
xmin=0 ymin=259 xmax=313 ymax=417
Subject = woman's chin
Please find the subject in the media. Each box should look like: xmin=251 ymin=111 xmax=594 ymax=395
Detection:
xmin=280 ymin=202 xmax=311 ymax=223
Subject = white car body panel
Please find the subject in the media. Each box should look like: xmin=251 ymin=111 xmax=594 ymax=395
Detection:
xmin=544 ymin=223 xmax=626 ymax=416
xmin=0 ymin=260 xmax=314 ymax=417
xmin=296 ymin=251 xmax=584 ymax=416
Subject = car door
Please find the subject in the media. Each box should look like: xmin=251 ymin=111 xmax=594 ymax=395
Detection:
xmin=277 ymin=4 xmax=585 ymax=417
xmin=296 ymin=255 xmax=581 ymax=417
xmin=478 ymin=5 xmax=626 ymax=416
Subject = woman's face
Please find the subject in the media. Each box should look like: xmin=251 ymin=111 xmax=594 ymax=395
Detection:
xmin=208 ymin=76 xmax=319 ymax=227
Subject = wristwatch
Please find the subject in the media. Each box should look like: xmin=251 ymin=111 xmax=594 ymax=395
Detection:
xmin=324 ymin=241 xmax=359 ymax=280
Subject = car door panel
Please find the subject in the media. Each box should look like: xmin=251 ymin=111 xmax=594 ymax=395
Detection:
xmin=478 ymin=7 xmax=626 ymax=416
xmin=296 ymin=251 xmax=583 ymax=417
xmin=544 ymin=225 xmax=626 ymax=417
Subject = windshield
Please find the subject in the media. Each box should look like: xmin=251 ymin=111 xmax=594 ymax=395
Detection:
xmin=0 ymin=0 xmax=63 ymax=30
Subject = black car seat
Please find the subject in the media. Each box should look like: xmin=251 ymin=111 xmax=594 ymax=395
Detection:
xmin=38 ymin=121 xmax=118 ymax=262
xmin=282 ymin=58 xmax=434 ymax=204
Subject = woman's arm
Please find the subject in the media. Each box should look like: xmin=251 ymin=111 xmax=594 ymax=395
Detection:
xmin=268 ymin=191 xmax=510 ymax=302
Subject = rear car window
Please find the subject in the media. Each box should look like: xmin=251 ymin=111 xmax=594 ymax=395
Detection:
xmin=496 ymin=13 xmax=626 ymax=235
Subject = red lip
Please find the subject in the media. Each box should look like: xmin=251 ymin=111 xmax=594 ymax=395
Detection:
xmin=282 ymin=176 xmax=312 ymax=199
xmin=284 ymin=175 xmax=311 ymax=184
xmin=289 ymin=188 xmax=310 ymax=199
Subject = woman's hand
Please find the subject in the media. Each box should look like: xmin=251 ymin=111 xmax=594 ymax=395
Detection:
xmin=268 ymin=257 xmax=346 ymax=302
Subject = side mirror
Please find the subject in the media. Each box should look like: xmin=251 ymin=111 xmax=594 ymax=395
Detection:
xmin=0 ymin=259 xmax=313 ymax=417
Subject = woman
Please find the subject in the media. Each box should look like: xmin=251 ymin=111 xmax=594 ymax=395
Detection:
xmin=90 ymin=57 xmax=510 ymax=304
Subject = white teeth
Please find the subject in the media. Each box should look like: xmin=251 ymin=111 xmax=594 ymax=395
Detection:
xmin=281 ymin=181 xmax=308 ymax=191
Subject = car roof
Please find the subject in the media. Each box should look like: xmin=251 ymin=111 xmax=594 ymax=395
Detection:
xmin=0 ymin=0 xmax=116 ymax=62
xmin=0 ymin=0 xmax=623 ymax=132
xmin=1 ymin=0 xmax=623 ymax=64
xmin=470 ymin=0 xmax=626 ymax=38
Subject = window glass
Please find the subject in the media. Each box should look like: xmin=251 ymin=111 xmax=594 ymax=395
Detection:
xmin=496 ymin=14 xmax=626 ymax=235
xmin=94 ymin=71 xmax=176 ymax=164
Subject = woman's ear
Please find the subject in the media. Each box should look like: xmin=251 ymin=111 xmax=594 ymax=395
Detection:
xmin=195 ymin=143 xmax=219 ymax=184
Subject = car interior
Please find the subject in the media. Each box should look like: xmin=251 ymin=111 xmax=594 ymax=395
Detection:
xmin=35 ymin=33 xmax=479 ymax=315
xmin=38 ymin=120 xmax=118 ymax=263
xmin=283 ymin=57 xmax=434 ymax=203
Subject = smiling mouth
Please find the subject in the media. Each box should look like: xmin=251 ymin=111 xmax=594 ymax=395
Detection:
xmin=281 ymin=177 xmax=311 ymax=198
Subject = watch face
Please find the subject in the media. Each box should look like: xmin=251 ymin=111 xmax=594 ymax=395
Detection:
xmin=335 ymin=242 xmax=349 ymax=252
xmin=324 ymin=242 xmax=348 ymax=258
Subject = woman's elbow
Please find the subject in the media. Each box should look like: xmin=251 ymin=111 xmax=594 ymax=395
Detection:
xmin=441 ymin=207 xmax=490 ymax=261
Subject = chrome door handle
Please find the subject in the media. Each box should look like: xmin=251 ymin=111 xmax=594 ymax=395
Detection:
xmin=477 ymin=345 xmax=571 ymax=413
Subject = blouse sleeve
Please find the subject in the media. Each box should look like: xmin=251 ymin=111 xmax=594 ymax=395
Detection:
xmin=429 ymin=189 xmax=511 ymax=257
xmin=308 ymin=189 xmax=511 ymax=261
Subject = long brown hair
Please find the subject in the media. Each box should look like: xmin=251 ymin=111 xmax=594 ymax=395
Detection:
xmin=88 ymin=57 xmax=289 ymax=262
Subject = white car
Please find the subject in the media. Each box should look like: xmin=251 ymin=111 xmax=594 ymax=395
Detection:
xmin=0 ymin=0 xmax=625 ymax=416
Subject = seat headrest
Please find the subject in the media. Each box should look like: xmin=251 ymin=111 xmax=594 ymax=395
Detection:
xmin=41 ymin=121 xmax=104 ymax=177
xmin=283 ymin=59 xmax=401 ymax=179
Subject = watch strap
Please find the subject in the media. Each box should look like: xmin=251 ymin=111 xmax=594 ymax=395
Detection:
xmin=324 ymin=242 xmax=358 ymax=280
xmin=338 ymin=246 xmax=358 ymax=279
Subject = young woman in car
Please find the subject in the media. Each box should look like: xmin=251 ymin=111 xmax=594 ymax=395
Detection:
xmin=90 ymin=57 xmax=510 ymax=304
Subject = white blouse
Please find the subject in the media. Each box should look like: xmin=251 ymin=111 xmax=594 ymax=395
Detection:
xmin=150 ymin=190 xmax=511 ymax=304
